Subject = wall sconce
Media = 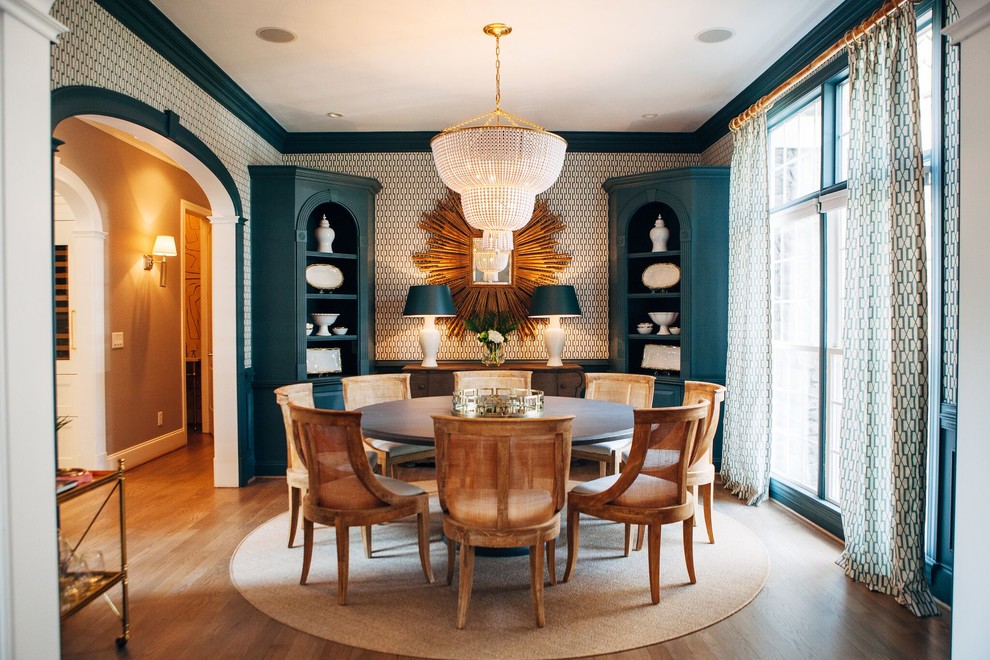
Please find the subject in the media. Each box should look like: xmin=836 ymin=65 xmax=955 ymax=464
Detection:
xmin=528 ymin=285 xmax=582 ymax=367
xmin=143 ymin=235 xmax=177 ymax=287
xmin=403 ymin=284 xmax=456 ymax=367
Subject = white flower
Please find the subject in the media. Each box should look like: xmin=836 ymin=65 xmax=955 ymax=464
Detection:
xmin=487 ymin=330 xmax=505 ymax=344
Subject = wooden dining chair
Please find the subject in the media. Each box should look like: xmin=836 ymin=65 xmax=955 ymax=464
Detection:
xmin=563 ymin=403 xmax=708 ymax=604
xmin=432 ymin=414 xmax=574 ymax=628
xmin=288 ymin=403 xmax=434 ymax=605
xmin=571 ymin=373 xmax=655 ymax=477
xmin=273 ymin=383 xmax=316 ymax=549
xmin=452 ymin=370 xmax=532 ymax=391
xmin=341 ymin=373 xmax=435 ymax=478
xmin=275 ymin=383 xmax=379 ymax=548
xmin=628 ymin=381 xmax=726 ymax=550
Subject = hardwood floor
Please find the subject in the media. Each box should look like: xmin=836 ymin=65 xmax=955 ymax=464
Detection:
xmin=60 ymin=433 xmax=951 ymax=659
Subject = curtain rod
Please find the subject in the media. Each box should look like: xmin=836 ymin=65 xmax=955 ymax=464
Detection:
xmin=729 ymin=0 xmax=917 ymax=131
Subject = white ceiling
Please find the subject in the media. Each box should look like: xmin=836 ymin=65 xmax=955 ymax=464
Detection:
xmin=150 ymin=0 xmax=844 ymax=134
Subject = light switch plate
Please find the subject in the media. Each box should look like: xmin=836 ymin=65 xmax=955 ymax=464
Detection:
xmin=111 ymin=332 xmax=124 ymax=349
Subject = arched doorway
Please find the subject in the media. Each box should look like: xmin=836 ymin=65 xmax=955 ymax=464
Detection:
xmin=53 ymin=88 xmax=245 ymax=487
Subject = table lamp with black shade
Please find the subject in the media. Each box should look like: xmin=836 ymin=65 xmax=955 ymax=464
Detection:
xmin=403 ymin=285 xmax=456 ymax=367
xmin=528 ymin=285 xmax=582 ymax=367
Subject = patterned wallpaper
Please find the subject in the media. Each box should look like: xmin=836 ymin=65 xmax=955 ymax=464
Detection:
xmin=287 ymin=152 xmax=701 ymax=361
xmin=941 ymin=0 xmax=960 ymax=405
xmin=50 ymin=0 xmax=284 ymax=367
xmin=701 ymin=132 xmax=735 ymax=166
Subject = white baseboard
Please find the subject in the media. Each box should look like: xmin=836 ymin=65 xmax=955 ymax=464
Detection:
xmin=107 ymin=429 xmax=186 ymax=469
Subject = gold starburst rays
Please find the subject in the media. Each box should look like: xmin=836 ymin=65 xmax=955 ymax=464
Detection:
xmin=413 ymin=192 xmax=571 ymax=340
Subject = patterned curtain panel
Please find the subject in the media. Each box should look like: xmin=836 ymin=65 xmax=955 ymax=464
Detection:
xmin=720 ymin=112 xmax=772 ymax=506
xmin=838 ymin=2 xmax=939 ymax=617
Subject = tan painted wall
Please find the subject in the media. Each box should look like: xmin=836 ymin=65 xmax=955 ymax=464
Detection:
xmin=53 ymin=118 xmax=210 ymax=455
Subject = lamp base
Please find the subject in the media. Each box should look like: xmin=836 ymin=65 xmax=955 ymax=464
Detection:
xmin=419 ymin=326 xmax=441 ymax=368
xmin=544 ymin=326 xmax=565 ymax=367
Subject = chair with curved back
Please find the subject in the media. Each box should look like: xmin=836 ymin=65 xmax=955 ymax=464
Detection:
xmin=275 ymin=383 xmax=379 ymax=548
xmin=288 ymin=403 xmax=434 ymax=605
xmin=452 ymin=370 xmax=532 ymax=391
xmin=629 ymin=381 xmax=726 ymax=550
xmin=570 ymin=373 xmax=655 ymax=477
xmin=342 ymin=373 xmax=435 ymax=478
xmin=432 ymin=414 xmax=574 ymax=628
xmin=563 ymin=403 xmax=708 ymax=604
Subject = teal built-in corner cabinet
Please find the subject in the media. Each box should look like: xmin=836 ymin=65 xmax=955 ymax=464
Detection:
xmin=249 ymin=166 xmax=381 ymax=476
xmin=604 ymin=167 xmax=730 ymax=465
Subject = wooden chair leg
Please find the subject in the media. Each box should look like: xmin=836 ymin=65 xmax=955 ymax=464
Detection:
xmin=609 ymin=451 xmax=621 ymax=476
xmin=683 ymin=517 xmax=697 ymax=584
xmin=446 ymin=537 xmax=455 ymax=586
xmin=647 ymin=523 xmax=662 ymax=604
xmin=635 ymin=524 xmax=645 ymax=552
xmin=546 ymin=538 xmax=557 ymax=586
xmin=335 ymin=521 xmax=350 ymax=605
xmin=288 ymin=486 xmax=301 ymax=548
xmin=597 ymin=460 xmax=607 ymax=478
xmin=300 ymin=518 xmax=314 ymax=585
xmin=361 ymin=525 xmax=372 ymax=558
xmin=692 ymin=485 xmax=699 ymax=527
xmin=530 ymin=544 xmax=546 ymax=628
xmin=701 ymin=482 xmax=715 ymax=544
xmin=623 ymin=523 xmax=632 ymax=557
xmin=456 ymin=544 xmax=475 ymax=629
xmin=416 ymin=507 xmax=435 ymax=583
xmin=563 ymin=505 xmax=580 ymax=582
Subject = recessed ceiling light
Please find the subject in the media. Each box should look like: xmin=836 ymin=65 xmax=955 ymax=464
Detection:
xmin=696 ymin=28 xmax=734 ymax=44
xmin=641 ymin=113 xmax=658 ymax=119
xmin=255 ymin=27 xmax=296 ymax=44
xmin=326 ymin=112 xmax=344 ymax=119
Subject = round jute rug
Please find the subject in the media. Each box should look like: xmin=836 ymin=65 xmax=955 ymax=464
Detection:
xmin=230 ymin=498 xmax=768 ymax=659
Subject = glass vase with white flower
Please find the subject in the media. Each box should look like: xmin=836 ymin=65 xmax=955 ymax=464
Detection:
xmin=464 ymin=312 xmax=519 ymax=367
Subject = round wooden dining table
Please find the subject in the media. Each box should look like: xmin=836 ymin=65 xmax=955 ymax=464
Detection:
xmin=359 ymin=395 xmax=634 ymax=447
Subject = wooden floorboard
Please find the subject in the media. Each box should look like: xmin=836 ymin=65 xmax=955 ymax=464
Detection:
xmin=60 ymin=433 xmax=951 ymax=659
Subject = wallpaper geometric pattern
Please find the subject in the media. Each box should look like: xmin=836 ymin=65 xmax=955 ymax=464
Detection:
xmin=701 ymin=132 xmax=734 ymax=166
xmin=50 ymin=0 xmax=284 ymax=368
xmin=287 ymin=151 xmax=700 ymax=361
xmin=838 ymin=4 xmax=939 ymax=616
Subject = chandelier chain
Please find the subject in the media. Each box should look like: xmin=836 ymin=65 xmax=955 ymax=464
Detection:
xmin=494 ymin=33 xmax=501 ymax=114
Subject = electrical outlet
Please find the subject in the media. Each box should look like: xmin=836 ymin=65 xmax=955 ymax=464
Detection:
xmin=111 ymin=332 xmax=124 ymax=349
xmin=157 ymin=411 xmax=164 ymax=426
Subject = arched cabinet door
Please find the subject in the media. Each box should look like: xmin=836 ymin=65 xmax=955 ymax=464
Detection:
xmin=248 ymin=165 xmax=380 ymax=477
xmin=603 ymin=167 xmax=729 ymax=461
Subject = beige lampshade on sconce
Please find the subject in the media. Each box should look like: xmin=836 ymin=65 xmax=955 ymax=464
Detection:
xmin=144 ymin=234 xmax=177 ymax=287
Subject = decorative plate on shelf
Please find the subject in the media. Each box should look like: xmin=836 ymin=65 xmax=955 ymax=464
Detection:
xmin=641 ymin=263 xmax=680 ymax=291
xmin=305 ymin=264 xmax=344 ymax=291
xmin=306 ymin=347 xmax=342 ymax=375
xmin=641 ymin=344 xmax=681 ymax=372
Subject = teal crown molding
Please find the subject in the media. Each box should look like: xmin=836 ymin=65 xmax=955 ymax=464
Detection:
xmin=52 ymin=85 xmax=244 ymax=217
xmin=95 ymin=0 xmax=882 ymax=155
xmin=695 ymin=0 xmax=884 ymax=149
xmin=281 ymin=131 xmax=701 ymax=154
xmin=93 ymin=0 xmax=287 ymax=151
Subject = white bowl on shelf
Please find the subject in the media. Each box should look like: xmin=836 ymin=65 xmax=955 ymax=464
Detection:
xmin=648 ymin=311 xmax=679 ymax=335
xmin=311 ymin=313 xmax=339 ymax=336
xmin=669 ymin=326 xmax=681 ymax=335
xmin=636 ymin=323 xmax=653 ymax=334
xmin=331 ymin=326 xmax=348 ymax=335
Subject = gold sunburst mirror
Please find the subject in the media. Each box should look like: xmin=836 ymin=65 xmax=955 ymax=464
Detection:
xmin=413 ymin=192 xmax=571 ymax=340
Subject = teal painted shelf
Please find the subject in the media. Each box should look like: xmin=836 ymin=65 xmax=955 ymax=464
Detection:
xmin=306 ymin=335 xmax=357 ymax=342
xmin=306 ymin=251 xmax=357 ymax=260
xmin=628 ymin=292 xmax=681 ymax=299
xmin=628 ymin=250 xmax=681 ymax=259
xmin=627 ymin=334 xmax=681 ymax=342
xmin=306 ymin=293 xmax=358 ymax=300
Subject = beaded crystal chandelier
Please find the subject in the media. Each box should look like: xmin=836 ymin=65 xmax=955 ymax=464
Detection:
xmin=430 ymin=23 xmax=567 ymax=253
